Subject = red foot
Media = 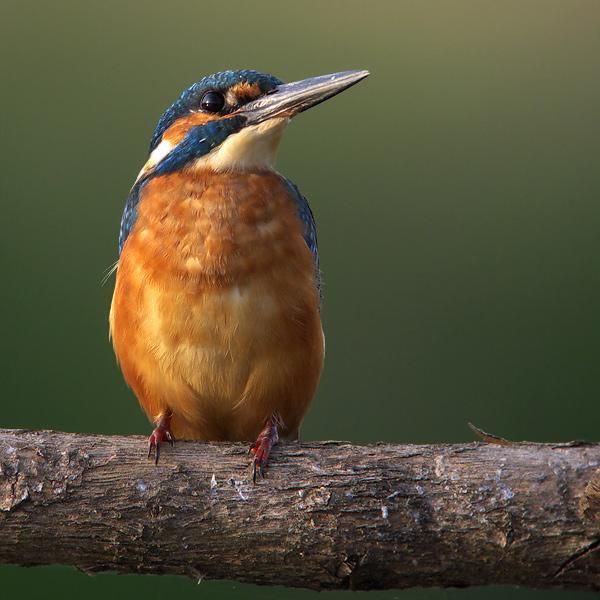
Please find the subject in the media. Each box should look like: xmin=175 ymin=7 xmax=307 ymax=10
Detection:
xmin=148 ymin=411 xmax=175 ymax=465
xmin=249 ymin=416 xmax=279 ymax=483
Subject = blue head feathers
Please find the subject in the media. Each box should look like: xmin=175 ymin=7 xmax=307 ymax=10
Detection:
xmin=149 ymin=70 xmax=282 ymax=152
xmin=118 ymin=70 xmax=283 ymax=253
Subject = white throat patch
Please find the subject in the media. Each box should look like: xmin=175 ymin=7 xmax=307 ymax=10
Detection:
xmin=193 ymin=117 xmax=289 ymax=173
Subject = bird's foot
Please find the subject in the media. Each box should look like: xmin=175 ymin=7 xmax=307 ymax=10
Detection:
xmin=249 ymin=416 xmax=280 ymax=483
xmin=148 ymin=411 xmax=175 ymax=465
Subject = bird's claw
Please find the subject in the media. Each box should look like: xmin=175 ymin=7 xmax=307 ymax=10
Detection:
xmin=248 ymin=418 xmax=279 ymax=483
xmin=147 ymin=413 xmax=175 ymax=465
xmin=249 ymin=442 xmax=267 ymax=483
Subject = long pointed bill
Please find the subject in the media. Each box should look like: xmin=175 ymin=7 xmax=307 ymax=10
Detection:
xmin=239 ymin=69 xmax=370 ymax=125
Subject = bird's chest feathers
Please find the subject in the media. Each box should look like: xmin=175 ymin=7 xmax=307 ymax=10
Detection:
xmin=128 ymin=171 xmax=308 ymax=283
xmin=116 ymin=171 xmax=317 ymax=372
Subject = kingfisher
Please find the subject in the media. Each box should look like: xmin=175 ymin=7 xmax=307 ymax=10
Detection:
xmin=109 ymin=68 xmax=369 ymax=480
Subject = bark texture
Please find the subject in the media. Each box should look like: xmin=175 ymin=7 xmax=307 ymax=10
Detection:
xmin=2 ymin=428 xmax=600 ymax=591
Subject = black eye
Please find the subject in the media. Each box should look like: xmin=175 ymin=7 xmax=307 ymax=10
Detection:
xmin=200 ymin=91 xmax=225 ymax=113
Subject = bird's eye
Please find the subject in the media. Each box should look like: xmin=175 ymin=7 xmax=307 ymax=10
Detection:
xmin=200 ymin=91 xmax=225 ymax=113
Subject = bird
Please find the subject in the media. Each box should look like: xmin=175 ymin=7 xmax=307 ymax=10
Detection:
xmin=109 ymin=68 xmax=369 ymax=480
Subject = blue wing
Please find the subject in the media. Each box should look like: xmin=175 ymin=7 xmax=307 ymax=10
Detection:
xmin=282 ymin=178 xmax=321 ymax=299
xmin=118 ymin=179 xmax=147 ymax=254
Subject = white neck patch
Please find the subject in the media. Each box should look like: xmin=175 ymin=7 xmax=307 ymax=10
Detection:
xmin=135 ymin=139 xmax=174 ymax=183
xmin=192 ymin=117 xmax=289 ymax=173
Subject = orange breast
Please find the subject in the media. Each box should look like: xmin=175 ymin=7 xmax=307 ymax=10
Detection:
xmin=109 ymin=170 xmax=324 ymax=441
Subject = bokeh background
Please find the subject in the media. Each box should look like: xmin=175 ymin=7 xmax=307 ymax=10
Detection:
xmin=2 ymin=0 xmax=600 ymax=598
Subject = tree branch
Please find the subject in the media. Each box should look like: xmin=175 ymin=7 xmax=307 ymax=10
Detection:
xmin=2 ymin=428 xmax=600 ymax=591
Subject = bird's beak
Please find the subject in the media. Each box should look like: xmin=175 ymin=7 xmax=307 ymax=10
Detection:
xmin=239 ymin=70 xmax=370 ymax=126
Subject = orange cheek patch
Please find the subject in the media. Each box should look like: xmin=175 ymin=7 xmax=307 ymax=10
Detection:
xmin=229 ymin=82 xmax=262 ymax=102
xmin=162 ymin=113 xmax=218 ymax=146
xmin=161 ymin=112 xmax=247 ymax=149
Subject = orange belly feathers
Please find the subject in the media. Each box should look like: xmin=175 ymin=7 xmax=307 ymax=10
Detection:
xmin=109 ymin=169 xmax=324 ymax=443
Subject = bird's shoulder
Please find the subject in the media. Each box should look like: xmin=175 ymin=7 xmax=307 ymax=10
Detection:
xmin=280 ymin=177 xmax=318 ymax=266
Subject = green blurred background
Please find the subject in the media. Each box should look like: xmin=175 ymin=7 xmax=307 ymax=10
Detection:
xmin=2 ymin=0 xmax=599 ymax=598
